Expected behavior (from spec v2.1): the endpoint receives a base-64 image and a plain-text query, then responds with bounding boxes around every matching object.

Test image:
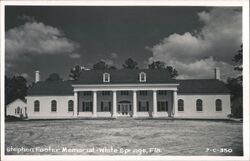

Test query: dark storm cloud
[5,6,241,82]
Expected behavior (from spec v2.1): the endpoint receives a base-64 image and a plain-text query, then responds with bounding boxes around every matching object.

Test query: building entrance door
[117,101,132,117]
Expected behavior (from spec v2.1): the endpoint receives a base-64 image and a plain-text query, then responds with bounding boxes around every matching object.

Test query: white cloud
[69,53,81,59]
[20,73,29,79]
[18,15,36,22]
[6,21,79,67]
[101,59,115,66]
[148,8,242,80]
[110,52,118,59]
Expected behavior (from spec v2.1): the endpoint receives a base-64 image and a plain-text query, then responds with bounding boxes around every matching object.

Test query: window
[68,100,74,112]
[196,99,203,111]
[139,72,146,82]
[82,101,93,112]
[216,99,222,111]
[34,100,40,112]
[158,90,167,95]
[157,101,168,111]
[138,101,149,111]
[102,91,111,96]
[103,73,110,82]
[17,107,21,114]
[121,91,129,96]
[101,101,111,112]
[139,90,148,96]
[178,99,184,111]
[51,100,57,112]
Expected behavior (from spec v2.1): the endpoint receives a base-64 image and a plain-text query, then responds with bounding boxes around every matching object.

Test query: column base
[132,115,137,118]
[152,113,158,118]
[112,115,117,119]
[92,114,97,118]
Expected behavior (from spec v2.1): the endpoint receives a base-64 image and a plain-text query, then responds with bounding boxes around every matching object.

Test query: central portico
[72,84,178,118]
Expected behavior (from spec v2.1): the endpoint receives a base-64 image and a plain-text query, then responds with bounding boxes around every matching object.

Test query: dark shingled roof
[177,79,230,94]
[75,69,177,84]
[27,70,230,96]
[27,80,74,96]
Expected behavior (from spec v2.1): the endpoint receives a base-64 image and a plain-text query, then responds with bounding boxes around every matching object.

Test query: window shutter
[146,101,149,111]
[157,102,160,111]
[109,102,111,111]
[90,101,93,111]
[101,102,103,111]
[166,101,168,111]
[139,101,141,111]
[82,102,85,111]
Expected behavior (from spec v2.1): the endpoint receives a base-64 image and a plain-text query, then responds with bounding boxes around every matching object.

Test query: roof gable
[6,98,26,107]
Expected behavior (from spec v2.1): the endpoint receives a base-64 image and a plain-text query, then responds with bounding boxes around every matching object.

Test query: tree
[5,76,27,116]
[166,66,178,78]
[226,44,243,118]
[46,73,63,81]
[148,61,178,78]
[232,44,243,84]
[226,78,243,118]
[69,65,82,80]
[148,61,165,69]
[233,44,243,71]
[123,58,138,69]
[93,60,117,70]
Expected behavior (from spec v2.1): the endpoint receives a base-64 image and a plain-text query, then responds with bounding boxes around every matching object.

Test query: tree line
[69,58,178,81]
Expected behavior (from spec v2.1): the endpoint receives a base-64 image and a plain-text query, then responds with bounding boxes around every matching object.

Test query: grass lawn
[5,119,243,156]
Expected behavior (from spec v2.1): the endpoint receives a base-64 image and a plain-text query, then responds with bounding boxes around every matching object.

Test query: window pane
[196,99,202,111]
[34,100,40,112]
[178,99,184,111]
[51,100,57,112]
[216,99,222,111]
[68,100,73,112]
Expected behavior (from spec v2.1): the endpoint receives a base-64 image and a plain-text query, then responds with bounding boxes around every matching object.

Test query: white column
[112,91,117,118]
[153,90,158,118]
[73,91,78,117]
[173,90,177,117]
[93,91,97,117]
[133,90,137,118]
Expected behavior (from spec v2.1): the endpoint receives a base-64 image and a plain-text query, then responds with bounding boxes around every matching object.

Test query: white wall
[26,95,74,119]
[25,93,231,119]
[175,94,231,119]
[6,99,27,117]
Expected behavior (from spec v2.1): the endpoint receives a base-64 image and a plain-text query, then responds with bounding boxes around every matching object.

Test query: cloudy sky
[5,6,242,83]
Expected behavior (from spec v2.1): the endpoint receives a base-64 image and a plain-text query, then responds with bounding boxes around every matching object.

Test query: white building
[7,68,231,119]
[6,98,27,118]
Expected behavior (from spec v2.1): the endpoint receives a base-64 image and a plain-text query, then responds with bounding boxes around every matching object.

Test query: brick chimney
[214,67,220,80]
[35,70,40,83]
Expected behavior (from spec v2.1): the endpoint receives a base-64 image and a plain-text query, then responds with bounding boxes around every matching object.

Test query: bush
[5,115,23,121]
